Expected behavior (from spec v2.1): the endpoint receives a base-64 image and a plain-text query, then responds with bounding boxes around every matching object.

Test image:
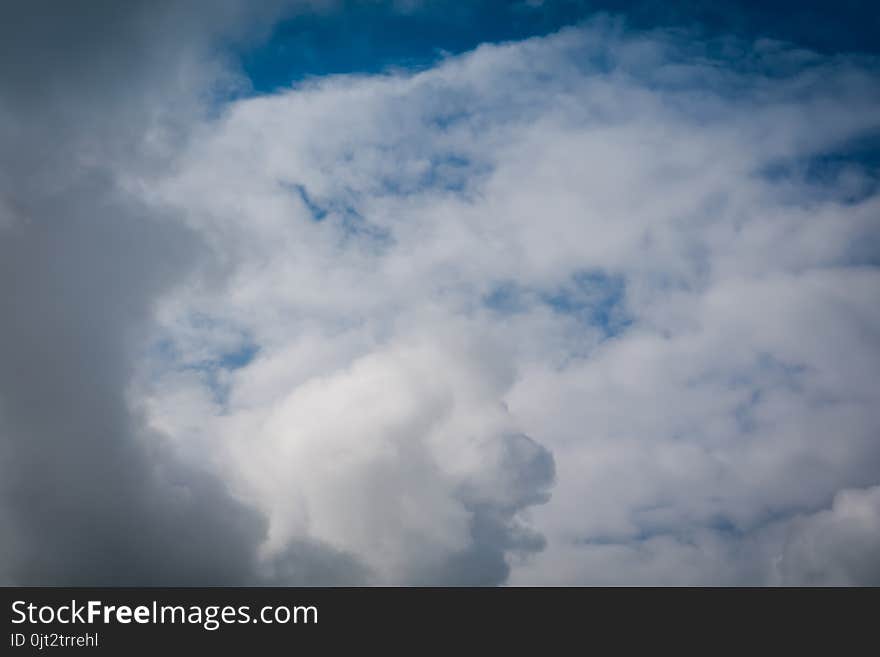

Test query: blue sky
[240,0,880,92]
[237,0,880,214]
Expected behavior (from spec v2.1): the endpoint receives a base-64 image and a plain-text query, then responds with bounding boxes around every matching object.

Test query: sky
[1,0,879,585]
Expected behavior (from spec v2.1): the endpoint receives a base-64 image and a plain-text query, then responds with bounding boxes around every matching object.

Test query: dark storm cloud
[0,0,307,585]
[0,176,267,584]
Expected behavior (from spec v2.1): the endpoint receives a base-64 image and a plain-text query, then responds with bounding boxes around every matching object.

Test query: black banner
[1,587,875,653]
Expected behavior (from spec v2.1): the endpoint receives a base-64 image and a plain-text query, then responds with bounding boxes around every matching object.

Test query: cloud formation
[0,0,310,585]
[2,4,879,585]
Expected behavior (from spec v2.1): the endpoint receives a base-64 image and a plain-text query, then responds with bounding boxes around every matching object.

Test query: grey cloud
[0,1,312,585]
[422,433,555,586]
[776,487,880,586]
[261,539,373,586]
[0,148,266,585]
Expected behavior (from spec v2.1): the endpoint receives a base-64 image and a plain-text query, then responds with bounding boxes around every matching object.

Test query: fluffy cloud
[129,21,880,584]
[3,4,879,585]
[776,486,880,585]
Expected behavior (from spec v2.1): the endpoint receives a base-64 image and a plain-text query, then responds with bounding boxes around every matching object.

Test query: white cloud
[132,21,880,584]
[776,485,880,585]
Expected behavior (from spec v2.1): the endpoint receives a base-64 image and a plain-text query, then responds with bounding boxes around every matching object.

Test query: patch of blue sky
[421,154,471,191]
[377,154,484,197]
[240,1,589,93]
[186,342,259,407]
[337,213,395,251]
[685,352,808,397]
[733,388,762,435]
[285,182,329,221]
[575,475,869,551]
[759,132,880,207]
[278,180,396,249]
[158,339,259,375]
[542,270,633,337]
[200,343,261,407]
[629,504,745,540]
[218,342,260,370]
[483,281,531,315]
[573,512,742,547]
[236,1,880,96]
[279,180,361,221]
[146,326,260,406]
[484,270,632,338]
